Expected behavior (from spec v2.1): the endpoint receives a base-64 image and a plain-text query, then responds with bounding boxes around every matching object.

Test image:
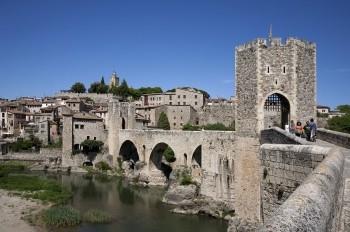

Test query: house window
[2,113,4,117]
[178,102,180,105]
[87,136,90,140]
[73,104,76,107]
[75,124,79,129]
[169,96,172,100]
[169,102,172,105]
[174,117,176,119]
[195,95,197,99]
[183,95,186,99]
[173,123,176,126]
[94,137,96,140]
[183,102,186,105]
[178,95,180,99]
[195,102,198,105]
[80,125,84,129]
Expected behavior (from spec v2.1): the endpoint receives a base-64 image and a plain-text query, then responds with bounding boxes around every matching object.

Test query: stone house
[63,112,107,152]
[139,87,205,110]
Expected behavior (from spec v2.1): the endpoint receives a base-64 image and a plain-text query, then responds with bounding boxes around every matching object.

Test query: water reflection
[46,173,227,232]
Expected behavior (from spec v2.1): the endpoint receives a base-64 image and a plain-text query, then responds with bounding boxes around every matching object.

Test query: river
[43,173,227,232]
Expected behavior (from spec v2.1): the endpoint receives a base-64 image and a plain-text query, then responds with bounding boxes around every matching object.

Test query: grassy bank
[0,175,72,204]
[0,162,72,204]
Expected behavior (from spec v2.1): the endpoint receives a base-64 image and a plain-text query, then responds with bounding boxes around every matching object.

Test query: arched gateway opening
[149,143,175,179]
[263,93,290,129]
[119,140,139,168]
[191,145,202,181]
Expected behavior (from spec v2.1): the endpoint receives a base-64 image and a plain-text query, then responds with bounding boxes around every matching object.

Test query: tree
[157,112,170,130]
[101,76,105,85]
[163,146,176,162]
[88,82,100,93]
[88,81,108,94]
[70,82,86,93]
[337,105,350,115]
[327,114,350,134]
[80,140,104,154]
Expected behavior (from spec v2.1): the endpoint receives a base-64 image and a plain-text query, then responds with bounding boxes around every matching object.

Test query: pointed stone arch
[263,92,290,129]
[149,142,174,179]
[119,140,139,163]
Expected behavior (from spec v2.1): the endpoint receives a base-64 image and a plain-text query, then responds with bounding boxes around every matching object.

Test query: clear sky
[0,0,349,108]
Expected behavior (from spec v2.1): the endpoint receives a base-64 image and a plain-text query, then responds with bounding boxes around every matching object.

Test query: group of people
[288,118,317,142]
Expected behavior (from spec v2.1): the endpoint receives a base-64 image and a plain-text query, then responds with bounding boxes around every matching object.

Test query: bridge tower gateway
[235,36,316,137]
[107,97,137,163]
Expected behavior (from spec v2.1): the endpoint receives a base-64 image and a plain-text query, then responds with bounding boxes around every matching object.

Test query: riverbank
[0,189,47,232]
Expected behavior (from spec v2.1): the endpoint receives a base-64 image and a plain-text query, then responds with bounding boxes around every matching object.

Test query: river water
[45,173,227,232]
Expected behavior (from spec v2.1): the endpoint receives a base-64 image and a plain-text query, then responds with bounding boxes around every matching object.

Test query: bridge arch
[149,142,175,179]
[119,140,139,164]
[191,145,202,181]
[262,92,291,129]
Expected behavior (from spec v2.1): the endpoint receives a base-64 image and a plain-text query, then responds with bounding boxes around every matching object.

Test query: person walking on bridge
[309,118,317,142]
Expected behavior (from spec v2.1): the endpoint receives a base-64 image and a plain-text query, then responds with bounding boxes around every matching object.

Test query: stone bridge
[110,128,261,219]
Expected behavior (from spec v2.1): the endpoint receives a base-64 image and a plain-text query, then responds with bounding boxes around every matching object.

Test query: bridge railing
[258,147,344,232]
[317,128,350,149]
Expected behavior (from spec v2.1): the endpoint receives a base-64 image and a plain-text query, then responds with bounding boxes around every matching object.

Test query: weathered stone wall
[0,148,61,162]
[260,127,311,145]
[198,104,235,127]
[235,38,316,136]
[260,144,330,219]
[317,128,350,149]
[235,41,259,137]
[259,147,344,232]
[118,129,236,203]
[55,92,113,103]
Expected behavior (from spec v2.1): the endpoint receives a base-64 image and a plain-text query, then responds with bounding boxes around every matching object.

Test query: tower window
[283,66,286,74]
[267,66,270,74]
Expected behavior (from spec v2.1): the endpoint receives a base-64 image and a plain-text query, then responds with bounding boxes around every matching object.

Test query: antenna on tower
[269,24,272,41]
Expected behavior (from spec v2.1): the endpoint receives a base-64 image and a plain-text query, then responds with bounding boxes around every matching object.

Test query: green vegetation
[326,104,350,134]
[10,135,42,152]
[337,104,350,114]
[182,122,235,131]
[95,161,112,171]
[176,169,195,185]
[0,161,27,177]
[88,77,109,94]
[42,137,62,149]
[182,123,201,131]
[80,140,104,153]
[163,146,176,163]
[70,82,86,93]
[83,209,112,224]
[317,112,329,118]
[42,206,81,227]
[157,112,170,130]
[327,114,350,134]
[0,174,72,204]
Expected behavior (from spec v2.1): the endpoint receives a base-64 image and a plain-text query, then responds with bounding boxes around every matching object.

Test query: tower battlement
[236,37,316,51]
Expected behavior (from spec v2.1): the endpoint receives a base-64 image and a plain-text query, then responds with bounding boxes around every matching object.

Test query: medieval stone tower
[235,36,316,137]
[108,97,136,160]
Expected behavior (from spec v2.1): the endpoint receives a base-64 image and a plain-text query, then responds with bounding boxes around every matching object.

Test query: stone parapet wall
[260,127,312,145]
[317,128,350,149]
[0,148,61,162]
[259,147,344,232]
[260,144,330,219]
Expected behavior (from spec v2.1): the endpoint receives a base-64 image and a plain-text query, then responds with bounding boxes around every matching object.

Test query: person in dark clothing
[304,121,311,141]
[309,118,317,142]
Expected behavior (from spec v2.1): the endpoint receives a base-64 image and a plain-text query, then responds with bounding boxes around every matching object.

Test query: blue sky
[0,0,349,108]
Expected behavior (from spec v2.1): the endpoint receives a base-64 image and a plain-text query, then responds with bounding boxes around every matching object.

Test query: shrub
[157,112,170,130]
[182,123,201,131]
[176,169,195,185]
[327,114,350,134]
[163,146,176,163]
[10,136,42,152]
[42,206,81,227]
[95,161,112,171]
[80,140,104,153]
[83,209,112,224]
